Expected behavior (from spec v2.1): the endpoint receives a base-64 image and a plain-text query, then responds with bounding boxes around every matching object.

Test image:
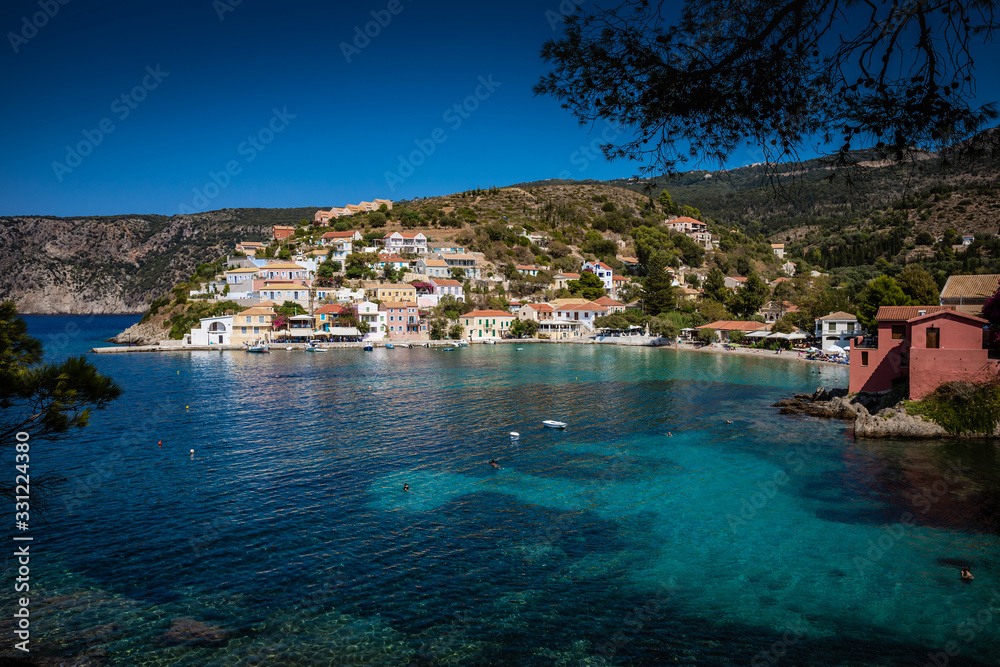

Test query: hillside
[0,208,315,313]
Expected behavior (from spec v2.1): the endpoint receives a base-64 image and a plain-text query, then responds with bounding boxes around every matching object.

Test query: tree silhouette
[537,0,998,178]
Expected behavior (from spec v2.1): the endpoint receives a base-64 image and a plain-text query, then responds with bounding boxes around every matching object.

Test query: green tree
[509,318,539,338]
[568,271,607,301]
[728,272,769,318]
[1,301,121,501]
[703,267,728,303]
[858,275,909,331]
[429,319,447,340]
[895,265,940,306]
[448,324,465,340]
[536,0,997,177]
[642,255,675,316]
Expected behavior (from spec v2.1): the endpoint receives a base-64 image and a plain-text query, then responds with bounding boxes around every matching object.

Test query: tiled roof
[818,311,857,321]
[940,274,1000,300]
[668,216,704,225]
[321,231,356,238]
[875,305,954,321]
[263,262,306,269]
[461,310,514,318]
[526,303,553,311]
[556,272,581,279]
[421,259,449,267]
[698,320,769,331]
[593,296,624,306]
[314,304,343,314]
[238,307,275,316]
[560,302,608,311]
[376,283,416,290]
[430,279,462,286]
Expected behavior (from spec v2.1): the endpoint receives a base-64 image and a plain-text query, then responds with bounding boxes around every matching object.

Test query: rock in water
[162,616,230,647]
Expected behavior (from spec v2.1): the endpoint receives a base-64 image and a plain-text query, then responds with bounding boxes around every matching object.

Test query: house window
[926,327,940,349]
[891,325,905,340]
[242,327,247,334]
[253,327,259,334]
[847,323,855,332]
[861,351,869,367]
[828,322,836,332]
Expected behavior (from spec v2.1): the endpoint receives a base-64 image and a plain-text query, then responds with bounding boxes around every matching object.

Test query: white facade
[383,232,428,254]
[581,261,614,290]
[417,258,450,278]
[357,301,387,340]
[190,316,233,346]
[815,312,861,350]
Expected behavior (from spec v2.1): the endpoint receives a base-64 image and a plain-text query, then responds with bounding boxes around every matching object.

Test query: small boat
[442,347,455,352]
[542,420,567,429]
[509,431,520,438]
[384,343,395,349]
[306,341,326,352]
[363,344,374,351]
[245,340,269,353]
[516,347,524,351]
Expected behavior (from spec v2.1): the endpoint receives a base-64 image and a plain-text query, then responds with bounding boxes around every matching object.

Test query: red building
[849,306,998,399]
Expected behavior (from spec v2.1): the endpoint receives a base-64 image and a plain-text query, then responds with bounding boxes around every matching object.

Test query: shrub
[906,382,1000,434]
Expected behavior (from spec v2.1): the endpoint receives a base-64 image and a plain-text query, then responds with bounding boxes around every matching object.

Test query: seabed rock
[162,616,231,647]
[853,405,950,438]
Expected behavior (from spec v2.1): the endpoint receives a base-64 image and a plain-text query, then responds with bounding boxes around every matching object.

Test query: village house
[849,306,999,399]
[272,226,295,241]
[686,231,718,250]
[224,268,259,294]
[581,261,614,290]
[593,296,626,314]
[939,274,999,316]
[260,261,309,280]
[373,283,418,303]
[416,257,450,278]
[610,275,631,300]
[515,265,541,277]
[188,315,233,346]
[380,302,424,339]
[428,278,464,301]
[551,302,609,331]
[815,311,861,351]
[618,256,640,274]
[724,276,747,290]
[436,252,481,279]
[676,287,702,302]
[235,241,266,256]
[518,303,554,322]
[760,300,799,324]
[356,301,386,340]
[553,272,581,291]
[320,230,362,246]
[256,281,311,309]
[313,304,343,333]
[664,216,708,234]
[232,306,276,344]
[383,231,428,254]
[781,261,797,276]
[459,309,516,340]
[375,254,411,272]
[771,244,785,259]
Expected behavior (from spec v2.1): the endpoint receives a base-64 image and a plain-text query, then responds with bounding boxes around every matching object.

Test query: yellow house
[374,283,417,303]
[459,309,515,340]
[232,306,276,344]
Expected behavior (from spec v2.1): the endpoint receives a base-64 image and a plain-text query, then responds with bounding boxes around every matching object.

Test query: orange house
[850,306,998,399]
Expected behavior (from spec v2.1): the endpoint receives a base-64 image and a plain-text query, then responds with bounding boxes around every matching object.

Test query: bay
[12,315,1000,665]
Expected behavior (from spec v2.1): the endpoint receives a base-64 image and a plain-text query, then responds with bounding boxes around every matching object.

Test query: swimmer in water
[489,459,500,469]
[961,566,974,581]
[403,483,410,493]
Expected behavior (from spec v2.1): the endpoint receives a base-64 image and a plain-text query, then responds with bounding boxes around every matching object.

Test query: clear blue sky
[1,0,997,217]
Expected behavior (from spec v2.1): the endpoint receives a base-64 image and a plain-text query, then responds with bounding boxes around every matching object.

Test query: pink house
[849,306,998,399]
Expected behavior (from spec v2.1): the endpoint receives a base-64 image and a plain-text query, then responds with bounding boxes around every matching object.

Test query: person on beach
[961,566,974,581]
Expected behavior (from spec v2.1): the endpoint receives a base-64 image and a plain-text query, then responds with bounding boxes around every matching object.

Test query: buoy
[177,370,180,374]
[158,440,162,447]
[510,432,519,438]
[189,449,195,455]
[185,406,189,410]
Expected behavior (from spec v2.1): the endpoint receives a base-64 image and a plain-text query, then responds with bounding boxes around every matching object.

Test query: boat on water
[306,341,326,352]
[384,343,395,349]
[542,420,567,429]
[442,347,455,352]
[245,340,270,353]
[363,344,374,351]
[516,347,524,351]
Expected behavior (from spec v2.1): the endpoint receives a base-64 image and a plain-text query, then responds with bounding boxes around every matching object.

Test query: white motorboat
[542,420,567,429]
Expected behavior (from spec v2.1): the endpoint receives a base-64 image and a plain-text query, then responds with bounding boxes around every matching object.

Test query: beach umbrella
[767,332,789,339]
[745,330,769,338]
[786,333,807,340]
[825,344,846,355]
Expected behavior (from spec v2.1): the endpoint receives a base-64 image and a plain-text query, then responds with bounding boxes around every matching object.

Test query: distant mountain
[0,208,315,313]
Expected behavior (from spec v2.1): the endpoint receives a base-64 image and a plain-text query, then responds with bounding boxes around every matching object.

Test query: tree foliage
[857,274,909,330]
[642,254,675,316]
[536,0,999,177]
[568,271,607,300]
[1,301,122,501]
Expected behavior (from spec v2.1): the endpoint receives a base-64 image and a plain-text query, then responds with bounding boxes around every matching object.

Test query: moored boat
[245,340,270,353]
[384,343,395,349]
[542,420,567,429]
[363,344,374,351]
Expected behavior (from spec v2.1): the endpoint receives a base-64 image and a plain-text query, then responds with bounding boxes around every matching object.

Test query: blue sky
[1,0,998,217]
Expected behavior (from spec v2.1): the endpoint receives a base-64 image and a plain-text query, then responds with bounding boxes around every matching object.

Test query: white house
[551,302,609,332]
[815,311,861,350]
[383,232,428,254]
[771,244,785,259]
[724,276,747,290]
[189,316,233,346]
[515,265,540,277]
[356,301,387,341]
[320,230,362,246]
[259,262,309,280]
[438,252,481,279]
[224,268,259,294]
[581,261,614,291]
[417,257,450,278]
[429,278,464,301]
[664,216,707,234]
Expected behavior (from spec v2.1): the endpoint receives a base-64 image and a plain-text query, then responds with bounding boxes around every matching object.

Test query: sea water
[9,316,1000,665]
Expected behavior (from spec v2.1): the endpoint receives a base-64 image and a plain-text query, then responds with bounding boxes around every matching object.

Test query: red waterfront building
[849,305,998,399]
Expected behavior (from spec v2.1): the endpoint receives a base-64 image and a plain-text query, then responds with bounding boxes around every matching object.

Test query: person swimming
[489,459,500,469]
[961,566,974,581]
[726,419,733,424]
[403,483,410,493]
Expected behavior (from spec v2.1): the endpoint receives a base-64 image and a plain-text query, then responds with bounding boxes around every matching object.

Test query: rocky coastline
[775,387,1000,439]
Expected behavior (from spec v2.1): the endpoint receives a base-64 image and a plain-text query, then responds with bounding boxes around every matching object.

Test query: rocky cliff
[0,207,316,314]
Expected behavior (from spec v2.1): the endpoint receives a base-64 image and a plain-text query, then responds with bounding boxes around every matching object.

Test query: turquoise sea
[8,315,1000,666]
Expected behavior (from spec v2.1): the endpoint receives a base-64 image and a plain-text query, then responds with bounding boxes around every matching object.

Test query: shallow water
[11,316,1000,665]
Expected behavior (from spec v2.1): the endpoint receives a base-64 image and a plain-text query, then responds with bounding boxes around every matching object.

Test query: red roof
[462,310,513,318]
[875,306,954,321]
[431,279,462,286]
[593,296,624,306]
[321,231,356,239]
[314,304,343,315]
[698,320,769,331]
